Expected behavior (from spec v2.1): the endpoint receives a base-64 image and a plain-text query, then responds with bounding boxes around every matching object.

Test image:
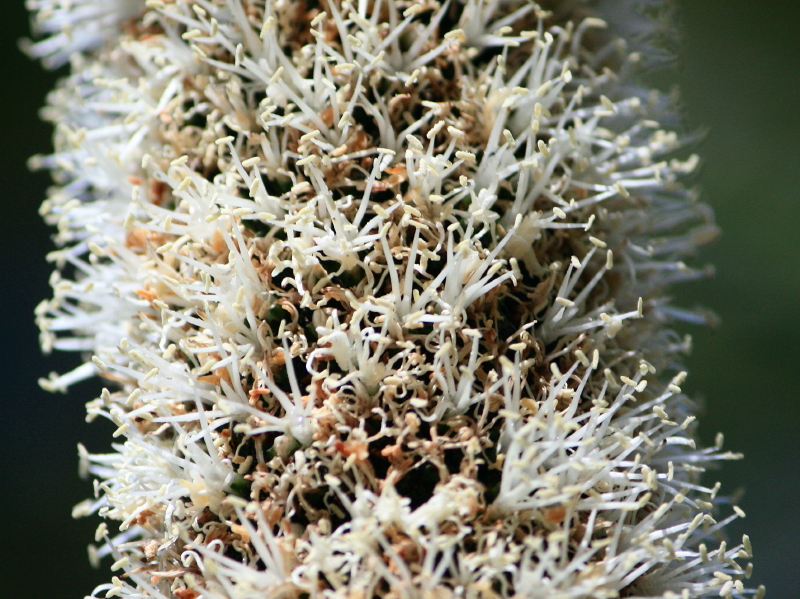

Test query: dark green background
[1,1,797,597]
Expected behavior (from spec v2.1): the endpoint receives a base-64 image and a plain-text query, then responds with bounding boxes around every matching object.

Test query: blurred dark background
[1,1,797,597]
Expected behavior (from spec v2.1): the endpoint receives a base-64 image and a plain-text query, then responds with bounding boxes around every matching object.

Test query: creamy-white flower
[28,1,763,598]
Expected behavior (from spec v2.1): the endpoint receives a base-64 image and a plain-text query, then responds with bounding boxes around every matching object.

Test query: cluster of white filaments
[30,0,763,598]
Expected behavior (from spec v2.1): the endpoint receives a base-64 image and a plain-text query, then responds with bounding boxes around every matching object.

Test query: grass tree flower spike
[29,0,764,598]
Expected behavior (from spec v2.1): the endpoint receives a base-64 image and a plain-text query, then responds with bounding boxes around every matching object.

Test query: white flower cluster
[30,1,763,598]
